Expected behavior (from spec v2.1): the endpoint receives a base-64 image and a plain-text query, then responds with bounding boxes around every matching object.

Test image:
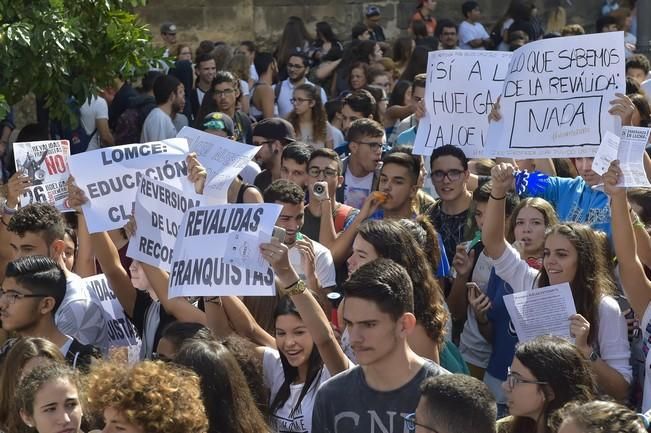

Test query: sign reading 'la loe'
[414,50,512,158]
[485,32,626,158]
[168,203,282,298]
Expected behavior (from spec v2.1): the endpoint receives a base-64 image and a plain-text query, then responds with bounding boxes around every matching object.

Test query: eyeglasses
[431,169,464,182]
[0,288,50,305]
[505,367,548,390]
[354,140,385,151]
[308,167,338,178]
[214,89,235,97]
[290,97,312,104]
[253,139,275,147]
[402,413,438,433]
[287,63,305,69]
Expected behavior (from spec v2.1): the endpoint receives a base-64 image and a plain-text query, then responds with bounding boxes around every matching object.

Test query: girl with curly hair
[552,400,647,433]
[85,360,208,433]
[17,363,83,433]
[286,83,333,149]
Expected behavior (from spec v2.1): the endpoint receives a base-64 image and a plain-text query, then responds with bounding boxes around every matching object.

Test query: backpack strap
[274,82,282,104]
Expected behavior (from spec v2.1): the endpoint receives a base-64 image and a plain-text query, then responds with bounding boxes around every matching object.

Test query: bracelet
[2,202,17,216]
[489,192,506,201]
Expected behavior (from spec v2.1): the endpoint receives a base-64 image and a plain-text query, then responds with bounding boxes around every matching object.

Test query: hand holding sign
[186,152,207,195]
[569,313,591,356]
[295,238,318,286]
[608,93,636,126]
[602,160,627,199]
[260,238,300,289]
[66,176,88,211]
[6,172,31,208]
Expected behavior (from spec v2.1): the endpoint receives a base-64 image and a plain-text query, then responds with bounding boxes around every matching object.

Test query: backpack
[50,99,97,154]
[333,204,356,233]
[113,107,146,146]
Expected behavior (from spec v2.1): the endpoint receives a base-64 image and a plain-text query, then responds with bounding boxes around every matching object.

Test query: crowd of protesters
[1,0,651,432]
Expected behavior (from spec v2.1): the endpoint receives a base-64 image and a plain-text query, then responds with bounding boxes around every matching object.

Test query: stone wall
[137,0,603,50]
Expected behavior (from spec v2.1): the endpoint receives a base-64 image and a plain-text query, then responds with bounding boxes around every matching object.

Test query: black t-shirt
[254,169,273,194]
[129,290,175,352]
[426,201,470,266]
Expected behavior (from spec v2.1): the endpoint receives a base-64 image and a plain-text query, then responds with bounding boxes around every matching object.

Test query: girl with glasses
[287,83,334,149]
[497,336,596,433]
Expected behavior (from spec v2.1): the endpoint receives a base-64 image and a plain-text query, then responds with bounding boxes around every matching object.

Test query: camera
[312,182,328,199]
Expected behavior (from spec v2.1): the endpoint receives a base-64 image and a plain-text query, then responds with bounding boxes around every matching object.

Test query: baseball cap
[253,118,296,144]
[201,112,234,136]
[365,5,381,17]
[160,22,177,34]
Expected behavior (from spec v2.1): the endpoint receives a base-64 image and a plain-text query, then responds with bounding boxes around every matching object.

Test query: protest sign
[503,282,577,342]
[83,274,141,350]
[592,126,651,187]
[127,176,203,271]
[13,140,72,211]
[177,126,261,203]
[486,32,626,158]
[414,50,511,158]
[168,203,282,298]
[68,138,195,233]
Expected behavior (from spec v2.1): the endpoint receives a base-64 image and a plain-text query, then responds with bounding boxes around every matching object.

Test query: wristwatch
[0,198,16,216]
[281,279,306,297]
[588,350,600,362]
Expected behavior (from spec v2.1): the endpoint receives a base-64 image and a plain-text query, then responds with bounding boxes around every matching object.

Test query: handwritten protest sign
[592,126,651,187]
[504,282,577,342]
[177,126,261,203]
[486,32,626,158]
[168,203,282,298]
[83,274,141,350]
[414,50,511,158]
[68,138,194,233]
[127,176,203,271]
[14,140,72,211]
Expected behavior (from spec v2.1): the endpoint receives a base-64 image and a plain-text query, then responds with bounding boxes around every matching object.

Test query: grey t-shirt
[311,361,448,433]
[140,107,177,142]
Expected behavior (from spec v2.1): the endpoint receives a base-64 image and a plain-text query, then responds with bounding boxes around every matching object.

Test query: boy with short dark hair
[311,258,448,433]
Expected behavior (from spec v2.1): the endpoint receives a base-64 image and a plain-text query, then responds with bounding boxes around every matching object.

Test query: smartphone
[272,226,286,243]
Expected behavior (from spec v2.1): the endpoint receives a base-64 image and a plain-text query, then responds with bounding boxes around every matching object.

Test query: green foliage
[0,0,166,124]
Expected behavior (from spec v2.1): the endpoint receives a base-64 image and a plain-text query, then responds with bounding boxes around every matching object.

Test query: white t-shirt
[141,107,177,142]
[250,64,259,82]
[288,238,336,288]
[459,250,494,368]
[493,243,632,383]
[80,96,108,151]
[275,79,328,118]
[459,21,489,50]
[55,274,109,354]
[343,169,374,209]
[264,348,342,433]
[329,123,345,148]
[240,79,251,97]
[196,88,207,107]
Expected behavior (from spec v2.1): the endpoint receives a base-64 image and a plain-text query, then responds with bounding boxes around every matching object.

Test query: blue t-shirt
[532,176,611,238]
[396,126,417,146]
[485,269,519,381]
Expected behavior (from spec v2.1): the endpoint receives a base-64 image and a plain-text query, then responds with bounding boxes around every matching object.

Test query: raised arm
[481,163,513,259]
[260,238,349,375]
[140,263,207,326]
[73,212,96,277]
[219,296,276,347]
[604,161,651,316]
